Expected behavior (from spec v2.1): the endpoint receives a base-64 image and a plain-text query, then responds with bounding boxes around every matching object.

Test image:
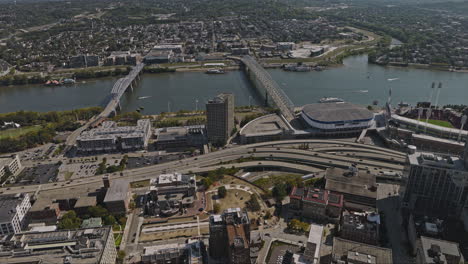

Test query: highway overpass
[0,139,406,195]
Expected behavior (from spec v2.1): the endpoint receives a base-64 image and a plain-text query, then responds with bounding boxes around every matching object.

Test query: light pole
[424,108,432,135]
[433,82,442,110]
[416,107,423,133]
[458,115,467,143]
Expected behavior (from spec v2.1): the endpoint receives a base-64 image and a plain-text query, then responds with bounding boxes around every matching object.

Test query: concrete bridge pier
[110,109,117,118]
[116,100,121,112]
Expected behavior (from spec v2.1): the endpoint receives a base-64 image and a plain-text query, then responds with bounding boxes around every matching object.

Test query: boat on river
[319,97,345,103]
[205,68,225,74]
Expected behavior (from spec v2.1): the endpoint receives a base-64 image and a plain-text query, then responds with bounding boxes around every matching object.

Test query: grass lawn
[63,171,74,181]
[253,173,302,189]
[114,233,122,247]
[425,119,454,128]
[0,126,41,139]
[213,189,251,213]
[160,115,206,122]
[130,179,150,188]
[139,226,209,242]
[217,175,266,195]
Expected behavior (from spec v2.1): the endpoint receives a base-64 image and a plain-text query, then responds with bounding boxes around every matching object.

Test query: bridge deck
[240,56,295,121]
[66,63,145,146]
[100,63,145,118]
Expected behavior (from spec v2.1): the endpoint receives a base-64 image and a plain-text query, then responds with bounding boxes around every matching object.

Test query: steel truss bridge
[237,55,295,121]
[100,63,145,118]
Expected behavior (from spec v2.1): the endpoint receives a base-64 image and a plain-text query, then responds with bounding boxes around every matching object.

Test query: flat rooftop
[0,193,27,223]
[307,224,324,262]
[158,173,183,184]
[408,151,467,171]
[325,167,377,199]
[420,236,464,264]
[31,183,101,213]
[342,211,380,232]
[0,155,16,168]
[78,119,150,141]
[240,114,293,137]
[143,243,184,255]
[104,179,129,203]
[0,227,113,264]
[153,44,183,49]
[302,103,374,123]
[332,237,392,264]
[207,93,233,104]
[227,224,249,249]
[150,173,194,186]
[290,187,343,207]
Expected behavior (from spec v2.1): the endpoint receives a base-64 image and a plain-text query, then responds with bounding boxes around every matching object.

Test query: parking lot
[14,163,59,185]
[57,162,99,181]
[267,242,301,264]
[19,144,56,161]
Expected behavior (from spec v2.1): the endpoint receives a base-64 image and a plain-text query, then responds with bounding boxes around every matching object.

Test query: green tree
[272,184,288,202]
[213,203,221,214]
[247,194,261,212]
[119,216,127,225]
[201,177,213,189]
[287,219,310,233]
[103,215,117,226]
[88,206,108,218]
[218,186,227,198]
[129,200,136,210]
[95,158,107,175]
[58,210,81,229]
[117,250,126,264]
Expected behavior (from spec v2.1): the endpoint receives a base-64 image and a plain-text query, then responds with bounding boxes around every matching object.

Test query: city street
[377,183,414,264]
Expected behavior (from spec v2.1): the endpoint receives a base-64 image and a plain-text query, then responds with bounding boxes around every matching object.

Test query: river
[1,55,467,114]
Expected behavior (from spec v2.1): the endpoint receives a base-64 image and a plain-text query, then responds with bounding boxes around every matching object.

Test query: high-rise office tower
[209,208,250,264]
[206,93,234,146]
[404,150,468,217]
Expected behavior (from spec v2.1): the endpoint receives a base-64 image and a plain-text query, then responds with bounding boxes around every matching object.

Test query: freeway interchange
[0,139,406,195]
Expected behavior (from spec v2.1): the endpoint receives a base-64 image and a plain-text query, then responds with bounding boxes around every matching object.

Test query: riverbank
[3,54,468,114]
[0,66,131,87]
[0,107,102,154]
[384,62,468,73]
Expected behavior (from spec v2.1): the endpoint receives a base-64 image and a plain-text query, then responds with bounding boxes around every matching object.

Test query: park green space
[0,126,41,139]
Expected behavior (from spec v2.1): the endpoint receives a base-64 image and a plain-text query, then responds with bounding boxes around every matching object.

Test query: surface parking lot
[14,163,59,185]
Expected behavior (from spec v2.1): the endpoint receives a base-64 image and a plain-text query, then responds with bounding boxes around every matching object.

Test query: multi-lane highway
[0,139,406,195]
